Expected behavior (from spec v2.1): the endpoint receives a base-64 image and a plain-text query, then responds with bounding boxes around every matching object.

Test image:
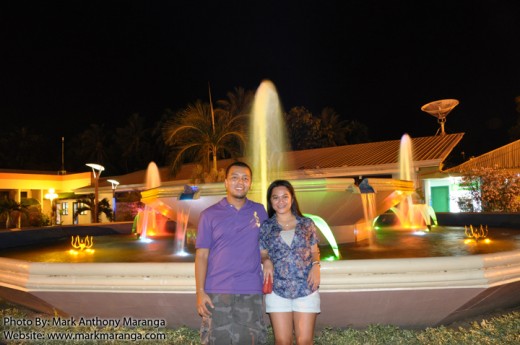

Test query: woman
[260,180,321,345]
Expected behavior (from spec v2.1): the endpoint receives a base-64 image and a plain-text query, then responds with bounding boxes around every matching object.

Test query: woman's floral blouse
[260,215,319,299]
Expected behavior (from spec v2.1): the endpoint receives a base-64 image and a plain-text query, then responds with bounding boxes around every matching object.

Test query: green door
[431,186,450,212]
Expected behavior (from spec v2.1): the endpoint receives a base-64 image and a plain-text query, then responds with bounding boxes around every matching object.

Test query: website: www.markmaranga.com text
[3,330,167,342]
[2,316,169,342]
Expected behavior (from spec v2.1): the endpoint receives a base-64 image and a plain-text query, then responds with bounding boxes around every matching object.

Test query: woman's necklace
[277,216,294,229]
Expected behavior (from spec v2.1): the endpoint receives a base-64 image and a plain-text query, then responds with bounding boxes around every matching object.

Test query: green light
[304,213,340,259]
[323,256,337,262]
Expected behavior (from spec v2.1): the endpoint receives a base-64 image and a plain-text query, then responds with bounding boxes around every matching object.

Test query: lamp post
[45,188,58,225]
[86,163,105,223]
[107,179,119,222]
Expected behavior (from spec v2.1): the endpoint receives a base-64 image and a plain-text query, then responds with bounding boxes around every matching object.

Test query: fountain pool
[2,226,519,263]
[1,224,519,329]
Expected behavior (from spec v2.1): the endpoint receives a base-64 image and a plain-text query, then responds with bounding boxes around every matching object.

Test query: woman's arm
[307,243,321,289]
[261,249,273,283]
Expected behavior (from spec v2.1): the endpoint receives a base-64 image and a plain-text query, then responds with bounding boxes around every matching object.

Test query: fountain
[248,80,288,206]
[135,162,171,240]
[385,134,438,230]
[139,82,415,247]
[1,81,519,330]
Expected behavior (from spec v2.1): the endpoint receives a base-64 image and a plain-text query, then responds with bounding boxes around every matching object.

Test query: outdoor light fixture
[45,188,58,225]
[86,163,105,223]
[464,224,489,243]
[107,179,120,221]
[86,163,105,177]
[69,235,95,255]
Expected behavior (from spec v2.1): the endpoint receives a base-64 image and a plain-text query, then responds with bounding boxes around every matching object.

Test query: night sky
[1,0,519,162]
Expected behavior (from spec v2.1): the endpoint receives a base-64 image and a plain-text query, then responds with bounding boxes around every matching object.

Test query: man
[195,161,268,344]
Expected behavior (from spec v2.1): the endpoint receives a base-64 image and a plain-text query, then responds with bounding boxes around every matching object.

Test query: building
[0,170,91,226]
[0,133,466,226]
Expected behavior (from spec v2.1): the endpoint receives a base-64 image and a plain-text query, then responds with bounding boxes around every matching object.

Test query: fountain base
[1,250,520,329]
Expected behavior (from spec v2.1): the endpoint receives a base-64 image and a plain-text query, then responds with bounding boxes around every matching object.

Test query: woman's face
[270,186,293,215]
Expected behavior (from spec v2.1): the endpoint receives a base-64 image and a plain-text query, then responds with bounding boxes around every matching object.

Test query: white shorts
[265,291,320,313]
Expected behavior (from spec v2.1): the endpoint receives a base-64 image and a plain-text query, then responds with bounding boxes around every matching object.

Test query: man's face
[225,166,252,199]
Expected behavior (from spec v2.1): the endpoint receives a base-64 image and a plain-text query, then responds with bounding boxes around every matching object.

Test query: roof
[96,133,464,191]
[446,139,520,173]
[285,133,464,171]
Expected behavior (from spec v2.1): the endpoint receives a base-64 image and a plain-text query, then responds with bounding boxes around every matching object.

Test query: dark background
[1,0,519,168]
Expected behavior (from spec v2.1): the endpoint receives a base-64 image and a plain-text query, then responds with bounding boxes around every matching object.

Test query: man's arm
[195,248,214,317]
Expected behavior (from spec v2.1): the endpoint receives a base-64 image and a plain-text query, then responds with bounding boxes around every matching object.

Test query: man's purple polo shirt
[196,197,268,294]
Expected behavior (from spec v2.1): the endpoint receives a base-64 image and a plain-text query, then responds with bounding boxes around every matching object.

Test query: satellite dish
[421,99,459,136]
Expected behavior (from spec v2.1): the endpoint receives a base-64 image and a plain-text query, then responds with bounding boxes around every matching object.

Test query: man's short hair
[225,161,252,178]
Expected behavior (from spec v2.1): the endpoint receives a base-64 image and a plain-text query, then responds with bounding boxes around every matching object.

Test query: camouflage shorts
[200,293,267,345]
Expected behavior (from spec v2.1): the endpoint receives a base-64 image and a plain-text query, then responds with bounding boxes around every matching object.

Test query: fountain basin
[141,177,415,244]
[1,249,520,329]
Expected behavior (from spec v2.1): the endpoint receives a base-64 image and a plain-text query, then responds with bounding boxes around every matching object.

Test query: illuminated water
[325,226,520,260]
[248,80,289,206]
[1,235,194,263]
[2,226,518,263]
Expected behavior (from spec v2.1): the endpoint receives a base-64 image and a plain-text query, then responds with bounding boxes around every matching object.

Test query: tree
[74,195,114,223]
[318,107,370,146]
[0,126,49,170]
[162,100,247,178]
[318,107,350,146]
[343,119,370,144]
[0,198,28,229]
[72,124,113,172]
[216,86,255,118]
[284,106,322,150]
[113,113,153,173]
[457,166,520,212]
[508,96,520,141]
[150,110,171,167]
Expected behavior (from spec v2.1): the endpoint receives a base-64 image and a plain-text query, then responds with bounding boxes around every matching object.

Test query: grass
[1,301,519,344]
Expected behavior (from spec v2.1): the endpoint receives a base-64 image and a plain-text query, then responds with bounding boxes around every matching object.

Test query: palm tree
[216,86,255,118]
[0,198,28,229]
[319,107,370,146]
[114,113,152,173]
[73,124,112,171]
[74,195,113,223]
[284,106,322,150]
[150,110,171,167]
[162,100,247,177]
[318,107,350,146]
[0,126,48,170]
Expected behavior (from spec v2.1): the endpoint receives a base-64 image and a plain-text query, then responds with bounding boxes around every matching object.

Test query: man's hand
[197,291,214,317]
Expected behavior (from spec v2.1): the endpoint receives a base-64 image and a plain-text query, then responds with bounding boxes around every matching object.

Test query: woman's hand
[261,249,274,284]
[262,258,274,283]
[307,263,320,290]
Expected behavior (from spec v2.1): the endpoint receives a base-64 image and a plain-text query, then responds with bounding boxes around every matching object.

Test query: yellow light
[464,225,488,242]
[68,249,95,255]
[45,188,58,201]
[71,235,94,250]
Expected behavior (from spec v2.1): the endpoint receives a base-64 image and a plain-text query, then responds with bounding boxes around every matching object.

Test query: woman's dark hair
[266,180,303,218]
